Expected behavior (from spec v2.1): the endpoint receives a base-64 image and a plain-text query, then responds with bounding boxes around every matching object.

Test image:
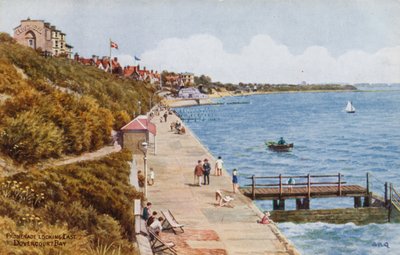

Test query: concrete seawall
[135,113,300,254]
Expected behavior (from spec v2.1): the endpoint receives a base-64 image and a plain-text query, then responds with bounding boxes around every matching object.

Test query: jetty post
[251,175,256,200]
[388,183,393,222]
[385,182,388,207]
[363,172,371,207]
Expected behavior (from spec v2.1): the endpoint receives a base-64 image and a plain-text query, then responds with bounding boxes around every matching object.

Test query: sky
[1,0,399,84]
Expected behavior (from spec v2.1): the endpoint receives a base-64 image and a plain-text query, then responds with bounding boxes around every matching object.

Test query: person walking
[194,160,204,186]
[203,158,211,185]
[163,111,168,122]
[215,156,224,176]
[232,168,239,193]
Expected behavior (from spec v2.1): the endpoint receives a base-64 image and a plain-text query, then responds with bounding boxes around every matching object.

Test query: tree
[194,74,212,85]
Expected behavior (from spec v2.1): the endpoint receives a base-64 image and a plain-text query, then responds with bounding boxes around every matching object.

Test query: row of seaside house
[73,54,161,84]
[73,53,197,88]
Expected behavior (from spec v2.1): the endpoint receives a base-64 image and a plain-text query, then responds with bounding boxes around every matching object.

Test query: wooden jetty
[240,173,372,210]
[239,173,400,224]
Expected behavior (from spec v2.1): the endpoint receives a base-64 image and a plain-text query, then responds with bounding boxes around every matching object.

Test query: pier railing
[246,173,348,200]
[388,183,400,222]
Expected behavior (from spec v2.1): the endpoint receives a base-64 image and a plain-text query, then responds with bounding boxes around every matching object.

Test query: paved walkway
[135,114,299,255]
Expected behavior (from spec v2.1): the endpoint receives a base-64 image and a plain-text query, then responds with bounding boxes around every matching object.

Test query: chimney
[151,70,153,74]
[92,55,98,62]
[137,64,140,71]
[74,53,79,61]
[114,57,118,61]
[143,66,146,71]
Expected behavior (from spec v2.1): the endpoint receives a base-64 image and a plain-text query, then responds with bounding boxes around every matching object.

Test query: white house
[178,87,208,99]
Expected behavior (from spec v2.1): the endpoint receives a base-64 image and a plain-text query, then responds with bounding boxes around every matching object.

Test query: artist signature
[372,241,389,248]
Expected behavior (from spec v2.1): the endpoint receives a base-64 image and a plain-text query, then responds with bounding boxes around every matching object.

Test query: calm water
[174,89,400,255]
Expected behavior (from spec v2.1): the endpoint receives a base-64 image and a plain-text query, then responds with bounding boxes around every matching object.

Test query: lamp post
[140,141,148,198]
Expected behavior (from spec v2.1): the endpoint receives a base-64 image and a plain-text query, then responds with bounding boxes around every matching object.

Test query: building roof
[121,115,156,135]
[123,66,138,77]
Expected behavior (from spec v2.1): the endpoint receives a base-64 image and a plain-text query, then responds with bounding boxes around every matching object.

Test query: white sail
[345,101,355,113]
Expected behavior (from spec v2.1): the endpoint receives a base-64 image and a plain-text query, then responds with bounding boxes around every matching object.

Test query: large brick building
[13,18,73,57]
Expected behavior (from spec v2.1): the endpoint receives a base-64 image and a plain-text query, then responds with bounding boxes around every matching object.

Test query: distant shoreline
[165,88,358,108]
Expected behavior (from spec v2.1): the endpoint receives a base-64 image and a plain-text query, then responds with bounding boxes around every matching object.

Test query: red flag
[110,41,118,49]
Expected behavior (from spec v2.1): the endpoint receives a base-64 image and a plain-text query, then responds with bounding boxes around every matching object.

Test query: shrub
[0,111,64,163]
[0,150,140,254]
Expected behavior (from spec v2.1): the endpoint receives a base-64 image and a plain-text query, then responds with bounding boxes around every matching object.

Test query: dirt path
[40,144,122,169]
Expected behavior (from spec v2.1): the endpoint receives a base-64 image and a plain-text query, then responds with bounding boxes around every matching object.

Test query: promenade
[135,113,299,255]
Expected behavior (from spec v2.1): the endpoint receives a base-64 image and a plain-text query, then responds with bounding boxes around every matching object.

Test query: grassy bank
[0,149,141,254]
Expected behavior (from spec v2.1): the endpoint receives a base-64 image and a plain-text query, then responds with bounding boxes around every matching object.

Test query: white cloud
[138,34,400,84]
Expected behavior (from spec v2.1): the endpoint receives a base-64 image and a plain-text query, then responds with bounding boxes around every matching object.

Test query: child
[288,177,295,193]
[215,156,224,176]
[232,168,239,193]
[148,168,155,186]
[257,211,272,224]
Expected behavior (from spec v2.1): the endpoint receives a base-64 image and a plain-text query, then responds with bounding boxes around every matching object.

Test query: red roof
[121,115,156,135]
[123,66,138,77]
[79,58,93,65]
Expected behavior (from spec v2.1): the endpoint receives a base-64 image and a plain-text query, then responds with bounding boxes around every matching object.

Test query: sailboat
[345,101,355,113]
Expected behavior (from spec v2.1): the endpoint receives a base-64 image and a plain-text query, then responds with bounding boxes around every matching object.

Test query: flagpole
[109,38,112,73]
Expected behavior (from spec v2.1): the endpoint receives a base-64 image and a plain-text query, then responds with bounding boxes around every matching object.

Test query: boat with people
[345,101,356,113]
[266,137,293,152]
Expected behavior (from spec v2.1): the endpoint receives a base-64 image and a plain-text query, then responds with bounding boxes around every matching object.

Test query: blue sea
[174,87,400,255]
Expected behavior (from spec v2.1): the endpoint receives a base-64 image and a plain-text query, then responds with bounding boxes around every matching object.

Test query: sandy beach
[134,113,299,254]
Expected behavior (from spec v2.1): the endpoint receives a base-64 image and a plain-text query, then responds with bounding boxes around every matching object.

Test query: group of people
[170,121,186,134]
[142,202,164,235]
[193,156,239,193]
[193,158,212,186]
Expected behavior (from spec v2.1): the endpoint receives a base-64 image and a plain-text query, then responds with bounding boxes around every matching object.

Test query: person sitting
[138,170,145,188]
[142,202,152,221]
[149,216,164,236]
[147,211,158,226]
[257,211,272,224]
[179,126,186,135]
[215,190,234,207]
[277,137,286,145]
